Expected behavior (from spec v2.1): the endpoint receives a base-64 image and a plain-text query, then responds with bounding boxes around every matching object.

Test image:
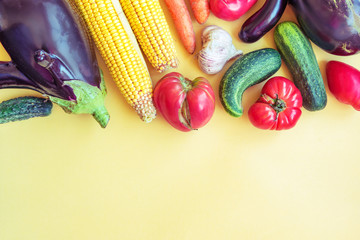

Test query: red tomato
[209,0,258,21]
[153,72,215,132]
[248,76,303,130]
[326,61,360,110]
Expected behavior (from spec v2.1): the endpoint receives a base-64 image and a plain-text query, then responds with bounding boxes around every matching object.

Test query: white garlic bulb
[197,25,243,75]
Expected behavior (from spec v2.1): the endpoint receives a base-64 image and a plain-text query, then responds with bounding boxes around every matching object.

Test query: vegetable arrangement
[0,0,359,132]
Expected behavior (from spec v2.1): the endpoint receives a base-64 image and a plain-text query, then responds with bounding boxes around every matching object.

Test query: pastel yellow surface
[1,1,360,239]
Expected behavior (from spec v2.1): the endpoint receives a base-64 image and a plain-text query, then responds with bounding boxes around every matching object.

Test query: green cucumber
[274,21,327,111]
[0,96,53,124]
[219,48,281,117]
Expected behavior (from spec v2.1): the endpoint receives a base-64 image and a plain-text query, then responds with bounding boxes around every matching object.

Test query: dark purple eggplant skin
[239,0,288,43]
[0,0,100,98]
[0,0,109,127]
[289,0,360,56]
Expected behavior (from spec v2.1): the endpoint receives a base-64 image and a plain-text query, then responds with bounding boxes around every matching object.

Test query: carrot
[189,0,210,24]
[163,0,196,54]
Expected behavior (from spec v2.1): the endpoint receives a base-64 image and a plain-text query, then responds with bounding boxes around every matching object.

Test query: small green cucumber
[219,48,282,117]
[0,96,53,124]
[274,21,327,111]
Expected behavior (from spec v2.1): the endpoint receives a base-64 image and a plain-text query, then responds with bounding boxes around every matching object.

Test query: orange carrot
[189,0,210,24]
[163,0,196,54]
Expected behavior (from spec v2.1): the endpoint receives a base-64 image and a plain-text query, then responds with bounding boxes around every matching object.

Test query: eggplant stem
[92,105,110,128]
[34,50,75,86]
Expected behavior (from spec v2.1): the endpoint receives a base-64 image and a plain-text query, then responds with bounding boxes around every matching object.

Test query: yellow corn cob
[72,0,156,122]
[119,0,178,72]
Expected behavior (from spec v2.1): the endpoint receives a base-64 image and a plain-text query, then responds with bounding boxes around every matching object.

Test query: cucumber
[274,21,327,111]
[0,96,53,124]
[219,48,281,117]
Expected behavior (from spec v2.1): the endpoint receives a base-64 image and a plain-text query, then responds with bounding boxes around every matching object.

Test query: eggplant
[239,0,288,43]
[0,0,110,127]
[289,0,360,56]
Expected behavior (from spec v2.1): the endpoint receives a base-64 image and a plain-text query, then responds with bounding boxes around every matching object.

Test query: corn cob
[119,0,178,72]
[72,0,156,122]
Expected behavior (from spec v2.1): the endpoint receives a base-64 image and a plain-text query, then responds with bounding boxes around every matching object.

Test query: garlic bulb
[197,25,243,75]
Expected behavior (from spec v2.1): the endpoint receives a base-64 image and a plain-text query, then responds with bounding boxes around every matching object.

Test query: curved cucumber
[0,96,52,124]
[219,48,281,117]
[274,21,327,111]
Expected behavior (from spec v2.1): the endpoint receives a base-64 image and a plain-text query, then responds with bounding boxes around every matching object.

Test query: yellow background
[1,1,360,239]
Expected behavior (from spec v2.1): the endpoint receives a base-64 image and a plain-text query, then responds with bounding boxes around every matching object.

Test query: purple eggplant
[289,0,360,56]
[239,0,288,43]
[0,0,110,127]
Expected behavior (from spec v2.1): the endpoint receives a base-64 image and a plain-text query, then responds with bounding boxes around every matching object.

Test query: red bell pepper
[326,61,360,110]
[153,72,215,132]
[248,76,303,130]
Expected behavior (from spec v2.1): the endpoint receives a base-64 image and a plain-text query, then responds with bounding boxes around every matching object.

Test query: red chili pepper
[248,76,303,130]
[153,72,215,132]
[326,61,360,110]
